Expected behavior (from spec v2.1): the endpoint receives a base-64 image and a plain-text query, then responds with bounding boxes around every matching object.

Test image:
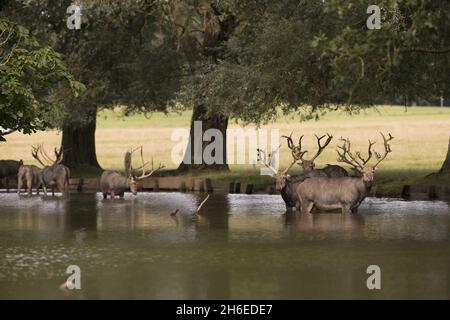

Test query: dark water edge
[0,192,449,299]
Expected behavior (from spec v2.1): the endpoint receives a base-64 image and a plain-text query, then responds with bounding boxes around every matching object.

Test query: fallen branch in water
[196,194,210,214]
[169,194,211,218]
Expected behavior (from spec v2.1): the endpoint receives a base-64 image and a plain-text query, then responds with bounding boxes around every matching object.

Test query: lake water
[0,192,449,299]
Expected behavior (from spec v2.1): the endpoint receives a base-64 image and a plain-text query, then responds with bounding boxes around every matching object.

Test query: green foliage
[0,17,84,141]
[3,0,184,126]
[175,0,449,123]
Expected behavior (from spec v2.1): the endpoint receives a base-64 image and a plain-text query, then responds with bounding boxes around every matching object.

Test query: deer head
[337,133,394,182]
[283,133,333,173]
[31,144,63,167]
[125,146,165,193]
[257,146,297,191]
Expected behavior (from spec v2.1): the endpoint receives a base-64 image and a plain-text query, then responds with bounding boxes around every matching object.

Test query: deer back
[100,171,129,193]
[41,164,69,184]
[296,176,367,206]
[0,160,23,177]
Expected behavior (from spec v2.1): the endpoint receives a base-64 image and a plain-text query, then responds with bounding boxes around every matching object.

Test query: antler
[373,132,394,168]
[31,145,47,167]
[31,144,63,166]
[310,133,333,162]
[356,140,376,165]
[130,146,165,180]
[54,147,63,164]
[282,133,307,173]
[256,148,278,175]
[336,138,364,169]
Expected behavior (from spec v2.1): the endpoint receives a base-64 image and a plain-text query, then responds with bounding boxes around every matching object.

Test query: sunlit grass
[2,105,449,194]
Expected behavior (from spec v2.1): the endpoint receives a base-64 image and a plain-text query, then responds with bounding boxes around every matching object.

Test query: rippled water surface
[0,192,449,299]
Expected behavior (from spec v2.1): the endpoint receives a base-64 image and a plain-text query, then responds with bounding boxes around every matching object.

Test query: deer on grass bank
[100,146,165,199]
[296,133,394,215]
[31,144,70,196]
[283,133,348,178]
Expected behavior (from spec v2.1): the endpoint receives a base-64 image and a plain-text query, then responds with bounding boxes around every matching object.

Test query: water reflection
[284,211,365,233]
[0,192,450,299]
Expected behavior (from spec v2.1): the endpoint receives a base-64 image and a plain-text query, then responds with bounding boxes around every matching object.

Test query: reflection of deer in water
[31,144,70,196]
[296,133,394,214]
[100,146,165,199]
[284,211,365,233]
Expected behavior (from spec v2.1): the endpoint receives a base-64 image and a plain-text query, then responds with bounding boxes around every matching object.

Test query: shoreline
[3,175,450,201]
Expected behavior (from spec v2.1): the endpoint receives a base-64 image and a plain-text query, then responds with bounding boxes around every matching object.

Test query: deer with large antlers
[283,133,348,178]
[295,133,394,214]
[100,146,165,199]
[256,147,306,211]
[31,144,70,196]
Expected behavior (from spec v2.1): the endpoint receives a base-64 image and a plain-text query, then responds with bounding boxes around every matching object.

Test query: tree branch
[401,47,450,54]
[0,129,16,136]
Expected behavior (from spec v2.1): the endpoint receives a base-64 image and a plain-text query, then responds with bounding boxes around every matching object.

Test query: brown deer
[31,144,70,196]
[257,147,306,211]
[296,133,394,215]
[17,164,43,195]
[283,133,348,178]
[0,159,23,192]
[100,146,165,199]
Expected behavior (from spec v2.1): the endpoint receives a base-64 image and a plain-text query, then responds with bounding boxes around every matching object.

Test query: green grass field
[2,105,450,195]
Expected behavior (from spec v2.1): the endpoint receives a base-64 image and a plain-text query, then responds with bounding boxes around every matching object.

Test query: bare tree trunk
[439,139,450,172]
[177,104,229,172]
[61,108,101,172]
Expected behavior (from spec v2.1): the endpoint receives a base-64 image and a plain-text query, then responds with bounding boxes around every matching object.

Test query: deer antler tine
[372,132,394,168]
[310,133,333,162]
[256,148,278,174]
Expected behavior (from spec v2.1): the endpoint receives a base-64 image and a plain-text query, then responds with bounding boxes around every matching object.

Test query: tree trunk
[61,108,101,172]
[177,104,229,172]
[439,139,450,172]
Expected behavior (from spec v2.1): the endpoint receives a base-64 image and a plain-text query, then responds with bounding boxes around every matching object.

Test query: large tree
[0,17,82,141]
[3,0,182,172]
[169,0,448,170]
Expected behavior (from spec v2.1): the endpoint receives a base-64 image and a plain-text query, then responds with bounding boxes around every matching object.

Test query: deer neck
[360,177,373,191]
[124,177,131,188]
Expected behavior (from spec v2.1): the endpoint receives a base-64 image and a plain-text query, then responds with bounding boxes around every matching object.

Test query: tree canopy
[175,0,449,123]
[0,17,83,141]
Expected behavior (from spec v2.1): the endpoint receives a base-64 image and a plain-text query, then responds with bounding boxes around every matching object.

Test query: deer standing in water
[17,164,43,195]
[296,133,394,214]
[256,147,305,211]
[100,146,165,199]
[283,133,348,178]
[31,144,70,196]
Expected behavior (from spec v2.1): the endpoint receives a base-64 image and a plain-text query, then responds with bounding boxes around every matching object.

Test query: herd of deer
[257,132,394,214]
[0,144,164,198]
[0,133,393,215]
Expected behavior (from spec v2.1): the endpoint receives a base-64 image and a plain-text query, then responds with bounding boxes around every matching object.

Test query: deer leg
[27,178,32,196]
[110,191,115,199]
[341,203,352,215]
[5,177,9,193]
[301,201,314,214]
[17,177,22,195]
[103,192,107,200]
[43,185,48,196]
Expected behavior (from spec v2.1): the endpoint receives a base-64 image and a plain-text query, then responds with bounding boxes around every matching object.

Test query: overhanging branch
[401,47,450,54]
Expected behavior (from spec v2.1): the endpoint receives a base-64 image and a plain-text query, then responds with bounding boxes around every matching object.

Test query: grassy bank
[2,105,450,196]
